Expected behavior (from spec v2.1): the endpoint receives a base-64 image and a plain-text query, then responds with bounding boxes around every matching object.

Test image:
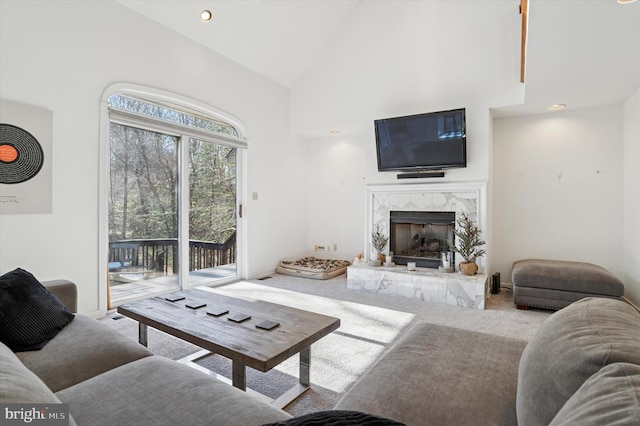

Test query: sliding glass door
[106,92,242,308]
[186,139,238,284]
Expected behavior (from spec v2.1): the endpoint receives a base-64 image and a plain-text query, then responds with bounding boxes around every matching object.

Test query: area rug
[102,281,415,415]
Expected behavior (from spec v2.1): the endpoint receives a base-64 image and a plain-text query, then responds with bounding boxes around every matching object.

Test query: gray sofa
[3,279,639,426]
[336,296,640,425]
[1,280,292,426]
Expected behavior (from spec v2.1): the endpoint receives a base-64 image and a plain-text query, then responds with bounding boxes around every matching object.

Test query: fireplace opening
[390,211,455,269]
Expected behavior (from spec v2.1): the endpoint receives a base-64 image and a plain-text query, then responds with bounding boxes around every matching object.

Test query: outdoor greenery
[187,139,237,243]
[108,94,237,245]
[109,123,178,241]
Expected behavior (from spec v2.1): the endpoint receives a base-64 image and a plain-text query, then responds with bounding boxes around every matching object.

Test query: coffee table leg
[138,323,148,347]
[232,360,246,391]
[270,346,312,409]
[299,347,310,387]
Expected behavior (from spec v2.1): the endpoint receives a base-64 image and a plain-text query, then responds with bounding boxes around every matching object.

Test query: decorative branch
[371,224,388,253]
[453,212,486,263]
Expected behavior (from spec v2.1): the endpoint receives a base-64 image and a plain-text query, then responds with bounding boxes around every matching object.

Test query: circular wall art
[0,123,45,184]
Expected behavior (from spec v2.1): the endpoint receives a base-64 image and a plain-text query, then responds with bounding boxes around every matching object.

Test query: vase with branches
[453,212,486,275]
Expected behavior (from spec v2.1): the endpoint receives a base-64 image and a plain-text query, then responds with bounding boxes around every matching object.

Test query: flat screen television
[375,108,466,172]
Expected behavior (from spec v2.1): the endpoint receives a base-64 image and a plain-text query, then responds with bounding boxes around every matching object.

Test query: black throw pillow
[0,268,74,351]
[262,410,406,426]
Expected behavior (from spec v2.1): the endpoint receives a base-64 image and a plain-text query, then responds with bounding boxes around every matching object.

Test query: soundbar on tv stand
[397,170,445,179]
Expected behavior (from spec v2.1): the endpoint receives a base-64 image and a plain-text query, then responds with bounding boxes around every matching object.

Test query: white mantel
[364,181,487,273]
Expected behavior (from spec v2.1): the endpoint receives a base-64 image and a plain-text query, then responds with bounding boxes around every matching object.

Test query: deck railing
[108,232,236,275]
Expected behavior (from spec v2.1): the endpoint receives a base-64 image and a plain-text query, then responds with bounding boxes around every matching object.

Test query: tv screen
[375,108,466,172]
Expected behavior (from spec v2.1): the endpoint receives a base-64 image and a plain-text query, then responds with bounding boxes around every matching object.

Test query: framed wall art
[0,99,53,214]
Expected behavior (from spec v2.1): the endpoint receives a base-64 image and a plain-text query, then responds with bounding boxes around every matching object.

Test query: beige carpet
[198,282,414,391]
[250,273,551,341]
[103,273,551,416]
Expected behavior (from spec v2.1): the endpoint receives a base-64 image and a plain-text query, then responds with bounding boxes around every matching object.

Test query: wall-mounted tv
[375,108,466,172]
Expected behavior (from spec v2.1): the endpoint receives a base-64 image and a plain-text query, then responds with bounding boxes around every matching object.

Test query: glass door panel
[187,138,237,284]
[108,123,180,306]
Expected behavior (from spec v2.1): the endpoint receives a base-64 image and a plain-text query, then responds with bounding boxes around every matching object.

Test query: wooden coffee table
[117,287,340,408]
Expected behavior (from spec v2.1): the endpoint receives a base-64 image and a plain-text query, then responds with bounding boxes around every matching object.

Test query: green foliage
[188,140,236,242]
[371,224,388,253]
[108,124,236,244]
[453,212,486,263]
[108,124,179,241]
[108,93,239,138]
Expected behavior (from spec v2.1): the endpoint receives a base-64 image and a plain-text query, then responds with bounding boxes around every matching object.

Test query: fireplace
[365,182,485,273]
[390,211,455,269]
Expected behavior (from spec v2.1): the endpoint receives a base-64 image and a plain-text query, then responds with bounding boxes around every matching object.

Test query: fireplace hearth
[390,211,455,269]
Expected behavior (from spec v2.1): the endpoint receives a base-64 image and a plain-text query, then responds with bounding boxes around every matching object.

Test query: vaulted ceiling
[117,0,639,117]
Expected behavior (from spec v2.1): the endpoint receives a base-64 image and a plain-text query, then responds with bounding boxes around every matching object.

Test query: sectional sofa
[336,295,640,425]
[2,273,639,425]
[1,277,292,426]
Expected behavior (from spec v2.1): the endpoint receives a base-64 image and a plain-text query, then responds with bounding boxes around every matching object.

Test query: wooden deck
[109,264,237,308]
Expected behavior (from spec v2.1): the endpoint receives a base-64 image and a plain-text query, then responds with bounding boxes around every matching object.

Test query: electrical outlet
[333,243,338,251]
[314,245,326,252]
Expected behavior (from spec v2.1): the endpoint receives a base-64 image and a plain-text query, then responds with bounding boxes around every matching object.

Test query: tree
[108,94,238,246]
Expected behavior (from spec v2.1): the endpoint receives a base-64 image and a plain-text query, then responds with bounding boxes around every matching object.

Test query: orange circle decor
[0,124,44,184]
[0,144,19,163]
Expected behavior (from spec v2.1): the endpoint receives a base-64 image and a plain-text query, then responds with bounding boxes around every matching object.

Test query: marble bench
[512,259,625,310]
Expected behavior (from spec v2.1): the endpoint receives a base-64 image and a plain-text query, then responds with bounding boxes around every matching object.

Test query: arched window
[100,84,246,309]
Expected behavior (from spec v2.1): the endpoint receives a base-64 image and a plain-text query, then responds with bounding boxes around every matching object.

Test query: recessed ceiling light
[329,130,340,134]
[617,0,637,4]
[200,10,213,22]
[548,104,566,111]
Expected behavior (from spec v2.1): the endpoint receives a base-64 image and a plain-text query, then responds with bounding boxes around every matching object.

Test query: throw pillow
[0,268,74,351]
[261,410,405,426]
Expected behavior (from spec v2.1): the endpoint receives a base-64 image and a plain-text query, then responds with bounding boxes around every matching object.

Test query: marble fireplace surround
[364,181,488,273]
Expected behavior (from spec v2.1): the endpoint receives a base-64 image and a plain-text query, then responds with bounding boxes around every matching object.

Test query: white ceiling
[116,0,361,88]
[117,0,639,117]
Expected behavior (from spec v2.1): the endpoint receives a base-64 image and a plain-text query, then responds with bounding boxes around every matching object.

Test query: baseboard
[83,309,104,320]
[247,268,278,280]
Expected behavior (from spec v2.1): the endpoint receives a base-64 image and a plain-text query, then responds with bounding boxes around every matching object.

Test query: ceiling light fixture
[548,104,566,111]
[617,0,637,4]
[200,10,213,22]
[329,130,340,134]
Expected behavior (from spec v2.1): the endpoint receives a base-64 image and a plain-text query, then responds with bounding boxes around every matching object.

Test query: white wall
[622,88,640,305]
[291,1,523,135]
[305,132,367,259]
[492,106,624,286]
[0,0,305,315]
[292,1,523,264]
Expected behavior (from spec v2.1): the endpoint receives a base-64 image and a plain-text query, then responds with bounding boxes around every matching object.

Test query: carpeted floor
[102,273,551,417]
